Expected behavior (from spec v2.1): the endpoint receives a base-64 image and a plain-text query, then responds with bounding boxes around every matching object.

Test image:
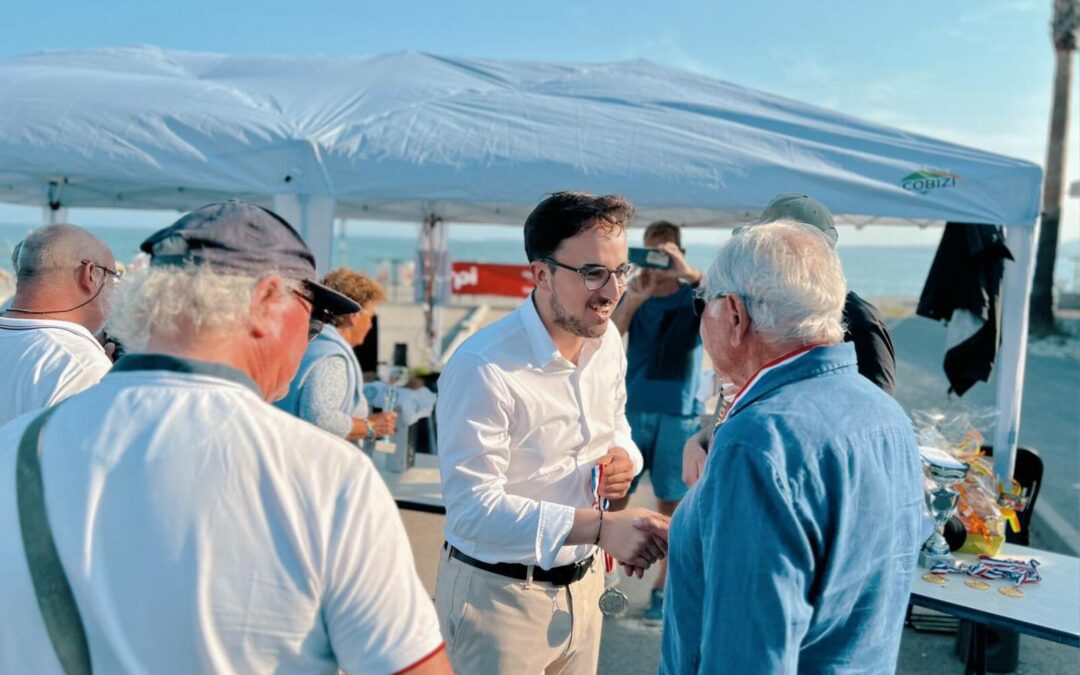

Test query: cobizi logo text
[901,169,961,195]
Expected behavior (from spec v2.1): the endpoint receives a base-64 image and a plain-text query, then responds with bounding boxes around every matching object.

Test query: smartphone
[629,247,672,269]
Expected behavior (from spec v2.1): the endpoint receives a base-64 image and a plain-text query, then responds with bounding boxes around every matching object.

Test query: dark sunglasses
[292,289,329,341]
[692,289,734,317]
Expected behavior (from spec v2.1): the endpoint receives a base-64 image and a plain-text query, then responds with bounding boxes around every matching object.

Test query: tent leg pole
[41,206,69,225]
[992,223,1038,483]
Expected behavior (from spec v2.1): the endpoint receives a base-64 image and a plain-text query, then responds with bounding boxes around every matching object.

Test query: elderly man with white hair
[0,201,450,674]
[659,220,922,674]
[0,224,118,424]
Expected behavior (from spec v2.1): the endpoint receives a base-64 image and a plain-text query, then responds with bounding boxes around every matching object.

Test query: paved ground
[400,484,1079,674]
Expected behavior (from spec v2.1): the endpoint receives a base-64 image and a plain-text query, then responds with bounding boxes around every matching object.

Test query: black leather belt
[443,542,593,586]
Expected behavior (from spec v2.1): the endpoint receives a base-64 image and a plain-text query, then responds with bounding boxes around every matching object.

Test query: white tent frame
[3,47,1043,483]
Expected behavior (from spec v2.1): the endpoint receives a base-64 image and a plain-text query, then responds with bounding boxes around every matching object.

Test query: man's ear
[727,294,750,347]
[530,260,551,291]
[249,275,287,338]
[76,261,98,294]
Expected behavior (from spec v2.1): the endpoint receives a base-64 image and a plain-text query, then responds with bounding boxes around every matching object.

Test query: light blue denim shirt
[661,343,922,674]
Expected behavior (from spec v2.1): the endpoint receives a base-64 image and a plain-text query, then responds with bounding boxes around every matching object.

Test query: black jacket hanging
[916,222,1013,396]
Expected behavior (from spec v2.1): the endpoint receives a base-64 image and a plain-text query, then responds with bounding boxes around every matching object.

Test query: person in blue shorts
[611,220,703,624]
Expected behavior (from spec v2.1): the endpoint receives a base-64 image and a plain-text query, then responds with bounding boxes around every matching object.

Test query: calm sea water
[2,222,1074,300]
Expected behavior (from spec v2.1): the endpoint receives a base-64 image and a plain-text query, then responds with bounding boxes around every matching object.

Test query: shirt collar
[111,353,262,396]
[724,342,858,422]
[518,294,567,367]
[0,315,106,354]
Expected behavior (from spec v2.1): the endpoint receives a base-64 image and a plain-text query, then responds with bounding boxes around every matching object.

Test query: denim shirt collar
[726,342,858,421]
[112,353,262,396]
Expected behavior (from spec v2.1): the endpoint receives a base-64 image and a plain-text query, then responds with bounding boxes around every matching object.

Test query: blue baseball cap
[141,200,360,316]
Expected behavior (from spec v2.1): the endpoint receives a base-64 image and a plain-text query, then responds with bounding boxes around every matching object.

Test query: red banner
[451,262,535,298]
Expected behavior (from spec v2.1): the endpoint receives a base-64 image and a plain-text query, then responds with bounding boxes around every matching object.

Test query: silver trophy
[917,446,970,569]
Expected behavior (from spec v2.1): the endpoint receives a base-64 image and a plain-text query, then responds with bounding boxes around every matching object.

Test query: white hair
[703,219,847,344]
[106,264,294,352]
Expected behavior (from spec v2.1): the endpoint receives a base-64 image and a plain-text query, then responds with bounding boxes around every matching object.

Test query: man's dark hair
[524,191,634,262]
[643,220,682,248]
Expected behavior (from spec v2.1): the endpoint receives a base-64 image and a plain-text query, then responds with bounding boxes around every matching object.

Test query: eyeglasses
[81,260,123,286]
[540,258,635,291]
[292,289,327,341]
[692,288,734,317]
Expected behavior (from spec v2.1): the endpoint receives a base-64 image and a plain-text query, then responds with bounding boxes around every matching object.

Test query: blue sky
[1,0,1077,246]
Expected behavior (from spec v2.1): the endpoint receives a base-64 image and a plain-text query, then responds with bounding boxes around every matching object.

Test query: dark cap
[140,200,360,316]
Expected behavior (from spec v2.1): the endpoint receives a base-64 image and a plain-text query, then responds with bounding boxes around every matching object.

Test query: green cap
[760,193,837,243]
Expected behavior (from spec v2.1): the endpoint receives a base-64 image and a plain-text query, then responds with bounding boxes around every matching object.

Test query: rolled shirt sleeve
[437,353,576,570]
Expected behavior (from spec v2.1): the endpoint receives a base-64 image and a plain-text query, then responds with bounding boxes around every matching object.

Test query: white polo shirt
[437,295,644,570]
[0,316,111,425]
[0,354,443,675]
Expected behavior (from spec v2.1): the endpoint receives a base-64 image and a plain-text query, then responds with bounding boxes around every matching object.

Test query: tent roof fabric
[0,46,1042,227]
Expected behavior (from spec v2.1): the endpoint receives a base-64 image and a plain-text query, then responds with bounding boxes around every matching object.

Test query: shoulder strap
[16,406,93,675]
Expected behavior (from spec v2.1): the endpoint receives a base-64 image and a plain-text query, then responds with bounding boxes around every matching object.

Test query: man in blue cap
[0,201,450,674]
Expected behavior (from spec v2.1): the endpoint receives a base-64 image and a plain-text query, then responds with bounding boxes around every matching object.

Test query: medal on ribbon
[593,465,629,617]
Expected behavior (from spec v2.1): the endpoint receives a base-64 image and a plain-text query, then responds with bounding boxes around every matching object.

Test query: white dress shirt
[0,316,111,425]
[0,354,443,674]
[437,295,643,570]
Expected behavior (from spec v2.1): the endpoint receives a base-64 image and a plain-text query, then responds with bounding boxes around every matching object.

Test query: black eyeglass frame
[80,259,123,285]
[539,257,636,291]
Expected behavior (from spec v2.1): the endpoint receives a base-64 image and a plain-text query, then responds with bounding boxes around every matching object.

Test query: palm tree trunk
[1031,1,1079,334]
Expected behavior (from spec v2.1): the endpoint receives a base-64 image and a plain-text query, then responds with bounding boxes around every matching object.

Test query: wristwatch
[364,418,377,439]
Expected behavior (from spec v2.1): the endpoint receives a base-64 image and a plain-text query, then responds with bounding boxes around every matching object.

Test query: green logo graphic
[901,169,961,195]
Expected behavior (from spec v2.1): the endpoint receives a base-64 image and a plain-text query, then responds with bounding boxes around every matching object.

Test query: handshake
[583,445,671,577]
[599,508,671,578]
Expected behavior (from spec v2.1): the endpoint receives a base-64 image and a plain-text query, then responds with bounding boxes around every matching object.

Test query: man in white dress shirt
[436,191,671,674]
[0,225,116,425]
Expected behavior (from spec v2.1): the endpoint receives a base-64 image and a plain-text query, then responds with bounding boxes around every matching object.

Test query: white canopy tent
[0,46,1043,480]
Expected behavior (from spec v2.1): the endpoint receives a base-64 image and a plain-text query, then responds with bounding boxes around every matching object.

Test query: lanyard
[591,465,615,574]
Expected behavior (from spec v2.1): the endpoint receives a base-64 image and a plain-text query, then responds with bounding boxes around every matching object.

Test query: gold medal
[965,579,990,591]
[999,586,1024,598]
[922,573,947,585]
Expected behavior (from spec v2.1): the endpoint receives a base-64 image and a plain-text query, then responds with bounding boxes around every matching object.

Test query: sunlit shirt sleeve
[436,353,576,570]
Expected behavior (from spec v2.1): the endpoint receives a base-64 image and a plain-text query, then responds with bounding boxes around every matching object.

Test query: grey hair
[106,264,296,352]
[703,219,846,344]
[13,224,109,282]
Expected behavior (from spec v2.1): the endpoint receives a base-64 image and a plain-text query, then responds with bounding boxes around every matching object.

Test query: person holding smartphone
[611,220,704,624]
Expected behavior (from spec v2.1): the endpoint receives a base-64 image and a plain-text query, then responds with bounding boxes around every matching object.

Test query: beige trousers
[435,548,604,675]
